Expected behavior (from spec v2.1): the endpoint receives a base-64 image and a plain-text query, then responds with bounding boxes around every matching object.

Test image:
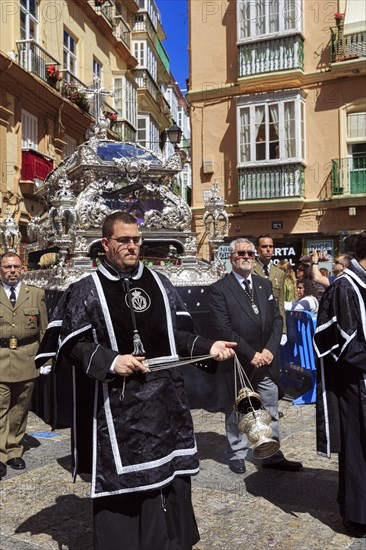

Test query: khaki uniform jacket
[0,282,48,383]
[252,262,286,333]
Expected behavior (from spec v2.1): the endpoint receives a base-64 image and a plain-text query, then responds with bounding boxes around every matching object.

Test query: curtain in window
[269,104,279,158]
[240,108,250,162]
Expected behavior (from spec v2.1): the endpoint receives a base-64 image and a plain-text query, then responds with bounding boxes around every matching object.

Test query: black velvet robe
[36,262,214,499]
[314,259,366,523]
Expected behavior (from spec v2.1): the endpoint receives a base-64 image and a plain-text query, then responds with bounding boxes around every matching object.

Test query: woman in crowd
[285,279,319,314]
[295,262,312,282]
[277,260,297,302]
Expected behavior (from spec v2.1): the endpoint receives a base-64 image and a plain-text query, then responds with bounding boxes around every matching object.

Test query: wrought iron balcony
[16,39,60,82]
[332,156,366,195]
[238,164,304,200]
[330,25,366,62]
[238,35,304,77]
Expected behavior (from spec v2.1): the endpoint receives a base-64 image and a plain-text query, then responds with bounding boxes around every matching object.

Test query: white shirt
[2,281,21,301]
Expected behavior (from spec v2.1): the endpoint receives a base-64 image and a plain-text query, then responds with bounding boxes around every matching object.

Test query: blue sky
[157,0,189,91]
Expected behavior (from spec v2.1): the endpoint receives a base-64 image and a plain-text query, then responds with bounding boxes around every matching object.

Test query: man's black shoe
[228,459,246,474]
[262,458,303,472]
[343,519,366,538]
[7,457,26,470]
[0,462,6,478]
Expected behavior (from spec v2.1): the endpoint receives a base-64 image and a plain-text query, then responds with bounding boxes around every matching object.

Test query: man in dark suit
[0,252,49,479]
[209,238,303,474]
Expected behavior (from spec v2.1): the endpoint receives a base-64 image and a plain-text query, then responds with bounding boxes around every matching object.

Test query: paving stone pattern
[0,404,364,549]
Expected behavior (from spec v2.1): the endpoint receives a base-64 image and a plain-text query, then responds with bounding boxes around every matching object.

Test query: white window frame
[114,77,137,128]
[20,0,38,40]
[64,134,77,158]
[63,30,77,79]
[137,115,158,152]
[21,108,38,150]
[93,57,102,80]
[236,90,305,166]
[237,0,302,42]
[133,40,157,80]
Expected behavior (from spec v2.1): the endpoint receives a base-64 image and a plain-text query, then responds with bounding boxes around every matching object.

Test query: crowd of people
[0,216,365,547]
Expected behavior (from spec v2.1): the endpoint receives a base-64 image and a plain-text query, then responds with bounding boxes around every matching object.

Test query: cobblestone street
[0,404,364,550]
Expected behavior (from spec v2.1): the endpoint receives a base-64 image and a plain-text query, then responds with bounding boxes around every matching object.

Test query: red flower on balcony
[46,65,60,80]
[334,12,345,26]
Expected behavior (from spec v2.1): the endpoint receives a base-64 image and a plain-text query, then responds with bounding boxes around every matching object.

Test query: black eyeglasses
[234,250,255,258]
[334,260,344,266]
[108,236,141,246]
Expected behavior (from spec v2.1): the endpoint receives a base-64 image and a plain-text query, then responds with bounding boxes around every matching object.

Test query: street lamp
[166,123,182,146]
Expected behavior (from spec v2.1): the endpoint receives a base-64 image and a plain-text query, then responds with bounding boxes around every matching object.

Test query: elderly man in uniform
[0,252,48,478]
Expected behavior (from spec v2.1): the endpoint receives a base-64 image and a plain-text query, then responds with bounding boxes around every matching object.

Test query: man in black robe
[36,211,235,550]
[314,230,366,538]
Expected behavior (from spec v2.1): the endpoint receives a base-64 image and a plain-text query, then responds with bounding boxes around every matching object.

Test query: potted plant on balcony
[334,12,345,27]
[46,65,61,88]
[60,81,90,112]
[334,12,346,60]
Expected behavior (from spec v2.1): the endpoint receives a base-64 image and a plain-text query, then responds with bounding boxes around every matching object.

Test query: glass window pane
[269,1,279,33]
[256,1,265,35]
[284,101,296,158]
[348,112,366,139]
[239,0,250,39]
[284,0,297,30]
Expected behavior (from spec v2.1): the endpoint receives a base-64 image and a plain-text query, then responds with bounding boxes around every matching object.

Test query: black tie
[263,265,269,277]
[243,279,251,293]
[10,287,16,308]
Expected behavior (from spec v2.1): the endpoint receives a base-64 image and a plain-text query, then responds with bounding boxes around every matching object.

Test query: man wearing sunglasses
[0,252,49,479]
[311,250,352,288]
[209,238,303,475]
[36,211,236,550]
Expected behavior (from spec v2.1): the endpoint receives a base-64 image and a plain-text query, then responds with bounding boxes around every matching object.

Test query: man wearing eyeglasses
[311,250,352,288]
[209,238,302,475]
[36,211,236,550]
[0,252,48,479]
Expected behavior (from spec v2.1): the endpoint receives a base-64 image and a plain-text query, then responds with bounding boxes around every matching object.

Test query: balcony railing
[238,164,304,200]
[330,25,366,62]
[332,156,366,195]
[58,71,90,112]
[238,35,304,77]
[134,68,160,100]
[113,16,131,48]
[133,13,156,40]
[16,39,60,82]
